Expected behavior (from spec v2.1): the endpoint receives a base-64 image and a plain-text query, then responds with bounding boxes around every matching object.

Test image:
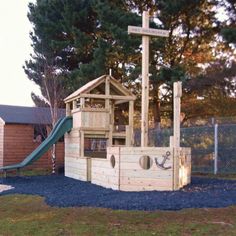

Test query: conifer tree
[24,0,141,106]
[25,0,235,125]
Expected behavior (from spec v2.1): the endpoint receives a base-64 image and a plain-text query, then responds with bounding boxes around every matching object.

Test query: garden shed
[0,105,65,170]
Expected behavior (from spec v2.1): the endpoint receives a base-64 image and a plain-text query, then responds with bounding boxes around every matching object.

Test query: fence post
[214,123,218,175]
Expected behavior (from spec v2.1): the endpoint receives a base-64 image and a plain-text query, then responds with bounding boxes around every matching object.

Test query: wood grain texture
[65,157,87,181]
[91,152,120,189]
[0,123,4,166]
[65,145,191,191]
[2,124,64,169]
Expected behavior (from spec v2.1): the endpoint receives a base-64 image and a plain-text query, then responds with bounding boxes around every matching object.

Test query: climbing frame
[64,75,136,181]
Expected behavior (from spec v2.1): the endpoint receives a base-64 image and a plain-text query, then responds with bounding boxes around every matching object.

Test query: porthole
[110,155,116,168]
[139,155,153,170]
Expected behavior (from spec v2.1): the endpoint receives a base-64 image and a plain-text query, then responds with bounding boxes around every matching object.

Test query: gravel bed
[1,175,236,211]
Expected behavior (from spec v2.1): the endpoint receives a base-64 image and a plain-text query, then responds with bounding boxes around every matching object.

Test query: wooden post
[173,81,182,190]
[111,102,115,127]
[108,124,113,146]
[169,136,174,148]
[128,11,169,147]
[80,131,84,157]
[105,76,110,109]
[66,103,71,116]
[125,125,131,146]
[173,82,182,148]
[80,97,85,109]
[129,100,134,146]
[141,11,149,147]
[87,158,91,181]
[72,100,77,110]
[106,76,112,146]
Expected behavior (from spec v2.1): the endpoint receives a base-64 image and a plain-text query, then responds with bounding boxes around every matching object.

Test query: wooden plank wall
[91,146,191,191]
[65,157,87,181]
[64,130,80,158]
[72,109,109,129]
[0,122,4,166]
[72,111,82,128]
[91,147,120,190]
[82,111,109,129]
[91,147,176,191]
[64,129,88,181]
[119,147,174,191]
[3,124,64,170]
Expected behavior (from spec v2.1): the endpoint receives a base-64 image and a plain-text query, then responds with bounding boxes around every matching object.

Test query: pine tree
[131,0,221,125]
[25,0,235,125]
[24,0,141,106]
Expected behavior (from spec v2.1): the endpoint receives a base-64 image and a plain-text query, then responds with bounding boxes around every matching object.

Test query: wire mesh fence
[134,122,236,174]
[181,126,214,173]
[217,124,236,173]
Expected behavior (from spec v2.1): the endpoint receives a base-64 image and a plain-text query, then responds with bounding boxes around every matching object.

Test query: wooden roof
[64,75,136,103]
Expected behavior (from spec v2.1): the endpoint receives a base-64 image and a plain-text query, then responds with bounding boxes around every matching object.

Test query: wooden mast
[128,11,169,147]
[141,11,149,147]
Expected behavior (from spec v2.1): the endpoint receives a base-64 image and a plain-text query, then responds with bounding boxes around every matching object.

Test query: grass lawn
[192,172,236,180]
[0,194,236,236]
[1,173,236,235]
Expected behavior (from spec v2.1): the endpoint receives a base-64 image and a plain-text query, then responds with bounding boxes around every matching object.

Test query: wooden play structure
[64,75,136,180]
[64,11,191,191]
[64,75,191,191]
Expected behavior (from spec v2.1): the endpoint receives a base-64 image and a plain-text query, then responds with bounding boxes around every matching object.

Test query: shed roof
[0,105,65,125]
[64,75,136,102]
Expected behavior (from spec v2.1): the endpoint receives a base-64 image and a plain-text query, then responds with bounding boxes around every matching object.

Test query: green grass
[192,172,236,180]
[1,173,236,235]
[3,168,53,178]
[0,194,236,236]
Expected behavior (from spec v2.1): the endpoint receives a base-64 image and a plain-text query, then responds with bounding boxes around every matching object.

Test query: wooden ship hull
[64,75,191,191]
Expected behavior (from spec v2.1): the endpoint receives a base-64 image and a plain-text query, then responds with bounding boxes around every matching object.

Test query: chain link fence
[134,122,236,174]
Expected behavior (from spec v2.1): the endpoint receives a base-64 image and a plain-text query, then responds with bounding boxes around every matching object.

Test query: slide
[0,116,72,172]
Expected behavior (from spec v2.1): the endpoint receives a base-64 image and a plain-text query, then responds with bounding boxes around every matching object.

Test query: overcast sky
[0,0,39,107]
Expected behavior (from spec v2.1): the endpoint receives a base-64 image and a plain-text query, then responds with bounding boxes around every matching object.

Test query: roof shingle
[0,105,65,125]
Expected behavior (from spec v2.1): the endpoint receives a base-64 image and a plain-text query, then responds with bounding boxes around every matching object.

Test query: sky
[0,0,39,107]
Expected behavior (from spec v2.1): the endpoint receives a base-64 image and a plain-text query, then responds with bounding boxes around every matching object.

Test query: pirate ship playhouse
[64,74,191,191]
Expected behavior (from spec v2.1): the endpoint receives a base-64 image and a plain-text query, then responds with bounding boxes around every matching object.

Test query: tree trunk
[153,97,161,129]
[51,108,58,174]
[51,143,56,174]
[151,83,161,147]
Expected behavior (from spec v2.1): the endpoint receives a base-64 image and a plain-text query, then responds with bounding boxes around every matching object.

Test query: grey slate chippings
[1,175,236,211]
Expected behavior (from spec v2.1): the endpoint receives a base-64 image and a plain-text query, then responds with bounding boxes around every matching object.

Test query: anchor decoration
[155,151,172,170]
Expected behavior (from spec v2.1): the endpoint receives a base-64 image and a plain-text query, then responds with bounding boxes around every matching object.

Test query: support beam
[80,94,135,101]
[80,97,85,109]
[141,11,149,147]
[129,100,134,146]
[173,81,182,148]
[73,100,77,110]
[105,76,110,109]
[173,81,182,190]
[80,131,84,158]
[66,103,71,116]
